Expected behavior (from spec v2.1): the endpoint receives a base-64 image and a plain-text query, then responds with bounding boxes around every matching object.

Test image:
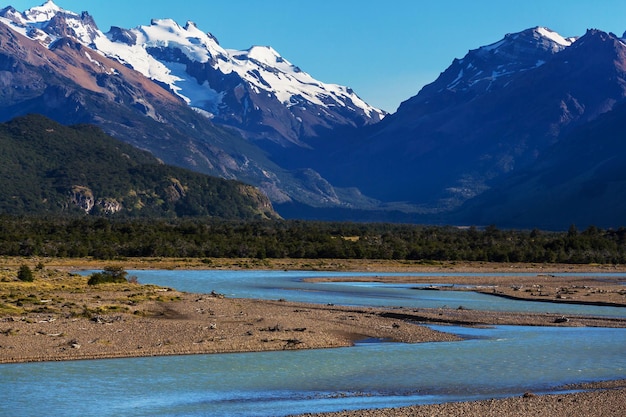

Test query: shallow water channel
[133,270,626,317]
[1,270,625,416]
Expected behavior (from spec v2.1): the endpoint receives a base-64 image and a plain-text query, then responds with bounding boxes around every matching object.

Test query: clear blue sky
[7,1,626,112]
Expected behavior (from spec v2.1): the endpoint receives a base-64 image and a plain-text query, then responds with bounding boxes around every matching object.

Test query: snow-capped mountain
[0,1,384,146]
[0,1,388,211]
[443,27,573,92]
[295,26,626,226]
[0,1,99,45]
[401,26,575,114]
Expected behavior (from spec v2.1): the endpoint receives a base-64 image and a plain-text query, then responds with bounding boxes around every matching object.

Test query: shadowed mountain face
[449,99,626,230]
[301,29,626,224]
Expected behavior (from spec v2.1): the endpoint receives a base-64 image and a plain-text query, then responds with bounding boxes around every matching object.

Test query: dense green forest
[1,216,625,264]
[0,115,275,220]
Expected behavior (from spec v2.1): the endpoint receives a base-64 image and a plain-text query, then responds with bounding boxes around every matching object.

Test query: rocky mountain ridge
[0,1,385,147]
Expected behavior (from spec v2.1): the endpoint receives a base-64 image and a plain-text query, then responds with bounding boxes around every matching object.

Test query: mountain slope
[0,114,278,219]
[0,17,264,178]
[119,20,385,146]
[306,27,626,214]
[450,100,626,230]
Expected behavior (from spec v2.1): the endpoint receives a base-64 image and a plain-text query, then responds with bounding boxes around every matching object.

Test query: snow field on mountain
[3,1,384,121]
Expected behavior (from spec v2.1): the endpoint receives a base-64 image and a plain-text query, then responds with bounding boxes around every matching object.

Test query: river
[1,270,625,416]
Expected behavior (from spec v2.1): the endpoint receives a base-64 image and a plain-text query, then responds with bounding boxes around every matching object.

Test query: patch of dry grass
[4,256,626,274]
[0,264,183,322]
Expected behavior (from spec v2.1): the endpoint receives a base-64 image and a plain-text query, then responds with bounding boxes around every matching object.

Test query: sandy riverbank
[0,291,463,363]
[307,270,626,307]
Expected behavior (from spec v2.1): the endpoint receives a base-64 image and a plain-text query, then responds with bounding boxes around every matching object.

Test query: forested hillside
[0,115,277,220]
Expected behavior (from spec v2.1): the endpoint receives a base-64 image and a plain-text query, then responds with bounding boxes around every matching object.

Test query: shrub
[17,265,34,282]
[87,266,128,285]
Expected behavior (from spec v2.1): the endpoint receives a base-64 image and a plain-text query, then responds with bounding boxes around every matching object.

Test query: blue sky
[7,1,626,112]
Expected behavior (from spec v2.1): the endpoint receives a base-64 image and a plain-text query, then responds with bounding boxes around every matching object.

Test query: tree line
[0,215,625,264]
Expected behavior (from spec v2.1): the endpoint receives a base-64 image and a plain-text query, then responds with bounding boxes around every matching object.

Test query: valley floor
[1,258,625,416]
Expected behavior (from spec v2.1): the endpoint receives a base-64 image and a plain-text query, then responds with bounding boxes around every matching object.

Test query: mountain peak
[24,0,68,22]
[149,18,183,32]
[182,20,212,40]
[243,45,284,66]
[477,26,573,57]
[579,28,622,43]
[1,1,100,47]
[0,6,22,25]
[407,26,575,101]
[135,18,227,64]
[566,29,626,57]
[563,29,626,74]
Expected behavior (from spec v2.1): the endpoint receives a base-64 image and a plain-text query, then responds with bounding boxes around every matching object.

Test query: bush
[17,264,34,282]
[87,266,128,285]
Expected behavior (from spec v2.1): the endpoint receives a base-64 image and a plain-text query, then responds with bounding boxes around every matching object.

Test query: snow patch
[536,27,573,47]
[447,69,464,89]
[191,107,215,119]
[482,39,506,52]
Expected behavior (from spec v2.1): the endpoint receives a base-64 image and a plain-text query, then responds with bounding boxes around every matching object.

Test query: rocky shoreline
[294,380,626,417]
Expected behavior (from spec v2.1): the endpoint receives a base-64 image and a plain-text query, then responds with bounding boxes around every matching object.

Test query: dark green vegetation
[0,115,276,220]
[17,264,33,282]
[1,216,625,264]
[87,266,129,285]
